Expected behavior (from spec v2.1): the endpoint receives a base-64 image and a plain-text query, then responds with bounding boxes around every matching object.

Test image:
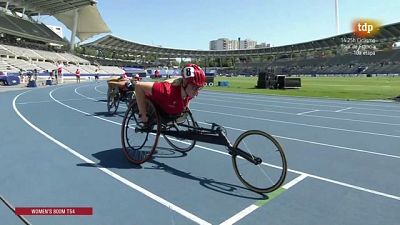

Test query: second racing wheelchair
[106,75,140,115]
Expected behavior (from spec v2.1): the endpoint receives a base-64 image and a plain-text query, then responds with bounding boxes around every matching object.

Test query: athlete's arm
[134,81,154,123]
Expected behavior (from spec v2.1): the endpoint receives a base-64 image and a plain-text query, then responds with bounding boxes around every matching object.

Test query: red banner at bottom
[15,207,93,216]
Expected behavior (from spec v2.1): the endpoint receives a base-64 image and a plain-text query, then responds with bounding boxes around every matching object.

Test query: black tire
[232,130,287,193]
[121,99,161,164]
[125,91,135,107]
[107,88,120,115]
[163,110,197,152]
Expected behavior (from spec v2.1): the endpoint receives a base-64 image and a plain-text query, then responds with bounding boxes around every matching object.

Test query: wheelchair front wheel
[232,130,287,193]
[107,88,120,115]
[125,91,135,107]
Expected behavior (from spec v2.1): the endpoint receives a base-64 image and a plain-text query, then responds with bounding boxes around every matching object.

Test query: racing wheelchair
[121,99,287,193]
[106,79,135,115]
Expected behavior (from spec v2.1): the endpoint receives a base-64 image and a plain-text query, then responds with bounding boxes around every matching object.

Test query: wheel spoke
[163,111,196,152]
[232,130,287,193]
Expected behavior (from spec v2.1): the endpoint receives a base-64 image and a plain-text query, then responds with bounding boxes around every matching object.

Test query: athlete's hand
[140,113,148,124]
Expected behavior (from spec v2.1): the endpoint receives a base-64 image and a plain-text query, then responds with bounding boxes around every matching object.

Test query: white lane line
[199,97,317,111]
[220,174,308,225]
[219,204,259,225]
[199,95,400,118]
[193,102,400,126]
[275,135,400,159]
[308,174,400,200]
[339,110,400,119]
[296,110,320,115]
[191,108,400,138]
[94,84,107,94]
[15,97,103,105]
[13,90,211,225]
[203,91,400,111]
[75,85,99,101]
[64,86,400,200]
[193,99,400,121]
[282,173,308,189]
[198,122,400,160]
[335,107,353,112]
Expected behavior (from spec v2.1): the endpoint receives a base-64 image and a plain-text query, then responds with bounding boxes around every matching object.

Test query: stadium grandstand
[80,22,400,77]
[0,0,124,82]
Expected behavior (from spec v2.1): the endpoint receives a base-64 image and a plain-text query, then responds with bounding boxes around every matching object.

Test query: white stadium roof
[0,0,110,41]
[54,4,110,41]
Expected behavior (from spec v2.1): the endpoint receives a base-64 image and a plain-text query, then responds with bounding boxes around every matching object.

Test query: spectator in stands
[94,69,99,81]
[75,68,81,83]
[54,69,58,84]
[33,69,38,81]
[49,70,53,80]
[57,63,63,83]
[154,69,160,78]
[19,69,24,83]
[134,63,205,124]
[27,71,32,81]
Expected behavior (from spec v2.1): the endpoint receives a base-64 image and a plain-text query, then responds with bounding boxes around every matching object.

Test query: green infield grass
[203,76,400,100]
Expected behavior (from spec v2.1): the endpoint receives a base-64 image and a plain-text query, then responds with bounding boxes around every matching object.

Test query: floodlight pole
[70,8,79,53]
[335,0,340,35]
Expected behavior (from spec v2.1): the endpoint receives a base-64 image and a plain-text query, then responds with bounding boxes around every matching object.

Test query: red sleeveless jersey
[147,82,190,115]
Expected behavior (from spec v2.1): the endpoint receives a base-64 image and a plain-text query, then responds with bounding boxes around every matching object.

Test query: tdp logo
[352,19,381,38]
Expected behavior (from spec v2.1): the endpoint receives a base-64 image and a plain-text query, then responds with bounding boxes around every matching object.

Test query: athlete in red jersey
[135,63,206,123]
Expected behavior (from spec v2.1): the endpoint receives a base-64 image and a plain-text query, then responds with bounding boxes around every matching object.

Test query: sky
[36,0,400,50]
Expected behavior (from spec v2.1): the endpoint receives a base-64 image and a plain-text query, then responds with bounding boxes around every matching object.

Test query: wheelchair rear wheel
[163,110,197,152]
[121,99,161,164]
